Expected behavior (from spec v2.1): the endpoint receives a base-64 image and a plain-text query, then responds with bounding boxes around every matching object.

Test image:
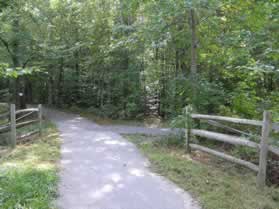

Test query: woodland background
[0,0,278,121]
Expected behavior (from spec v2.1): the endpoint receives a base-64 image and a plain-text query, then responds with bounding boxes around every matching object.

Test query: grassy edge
[124,134,279,209]
[56,106,171,128]
[0,121,61,209]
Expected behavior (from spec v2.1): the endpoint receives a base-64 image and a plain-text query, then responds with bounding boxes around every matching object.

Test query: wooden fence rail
[0,104,43,148]
[185,106,279,189]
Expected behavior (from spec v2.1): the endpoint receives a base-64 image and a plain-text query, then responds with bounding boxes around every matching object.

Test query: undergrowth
[125,134,279,209]
[0,121,60,209]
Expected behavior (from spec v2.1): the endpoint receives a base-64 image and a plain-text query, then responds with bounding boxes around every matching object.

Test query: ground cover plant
[125,134,279,209]
[0,121,60,209]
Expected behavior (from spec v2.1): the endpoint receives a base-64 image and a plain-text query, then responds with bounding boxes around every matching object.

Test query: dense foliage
[0,0,278,120]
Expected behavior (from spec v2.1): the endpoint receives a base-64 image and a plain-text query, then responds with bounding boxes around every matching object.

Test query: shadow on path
[45,108,200,209]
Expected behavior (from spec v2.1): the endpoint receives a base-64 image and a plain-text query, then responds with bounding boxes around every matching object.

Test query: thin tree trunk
[189,8,198,107]
[175,49,179,76]
[190,8,198,78]
[56,58,64,106]
[74,51,80,103]
[48,74,53,106]
[24,77,32,104]
[11,17,22,108]
[74,28,80,103]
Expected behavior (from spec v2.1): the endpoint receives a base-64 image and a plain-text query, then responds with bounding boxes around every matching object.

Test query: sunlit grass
[0,121,60,209]
[125,134,279,209]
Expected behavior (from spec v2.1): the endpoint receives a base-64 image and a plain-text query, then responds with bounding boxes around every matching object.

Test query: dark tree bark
[189,8,198,108]
[12,17,26,109]
[48,74,54,106]
[24,76,32,104]
[56,58,64,106]
[74,51,80,103]
[190,8,198,78]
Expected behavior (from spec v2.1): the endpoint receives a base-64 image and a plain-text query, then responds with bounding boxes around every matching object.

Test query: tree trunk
[56,58,64,106]
[189,8,198,108]
[24,76,32,104]
[190,9,198,78]
[74,28,80,103]
[74,51,80,103]
[48,74,53,106]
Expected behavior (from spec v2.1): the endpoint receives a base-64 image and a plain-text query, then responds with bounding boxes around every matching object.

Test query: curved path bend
[45,109,200,209]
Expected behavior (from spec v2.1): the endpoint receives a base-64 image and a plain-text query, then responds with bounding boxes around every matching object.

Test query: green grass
[0,121,60,209]
[80,111,171,128]
[0,103,9,133]
[62,106,170,128]
[79,111,145,126]
[0,103,8,113]
[125,134,279,209]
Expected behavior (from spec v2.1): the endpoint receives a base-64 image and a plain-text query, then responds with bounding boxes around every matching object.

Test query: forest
[0,1,279,209]
[0,0,278,120]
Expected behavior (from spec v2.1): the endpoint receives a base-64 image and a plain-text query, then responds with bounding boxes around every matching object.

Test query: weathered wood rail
[184,106,279,189]
[0,104,43,148]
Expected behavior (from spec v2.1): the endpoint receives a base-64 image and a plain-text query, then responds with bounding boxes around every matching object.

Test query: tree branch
[22,55,34,68]
[0,35,13,57]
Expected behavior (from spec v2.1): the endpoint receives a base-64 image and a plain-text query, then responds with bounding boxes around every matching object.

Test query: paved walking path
[45,109,200,209]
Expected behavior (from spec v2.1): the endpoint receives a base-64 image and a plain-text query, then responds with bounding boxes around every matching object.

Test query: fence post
[185,106,192,153]
[257,111,272,188]
[38,104,42,136]
[10,104,16,148]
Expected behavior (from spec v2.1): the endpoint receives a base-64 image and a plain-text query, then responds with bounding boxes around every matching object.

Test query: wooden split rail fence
[184,106,279,188]
[0,104,43,148]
